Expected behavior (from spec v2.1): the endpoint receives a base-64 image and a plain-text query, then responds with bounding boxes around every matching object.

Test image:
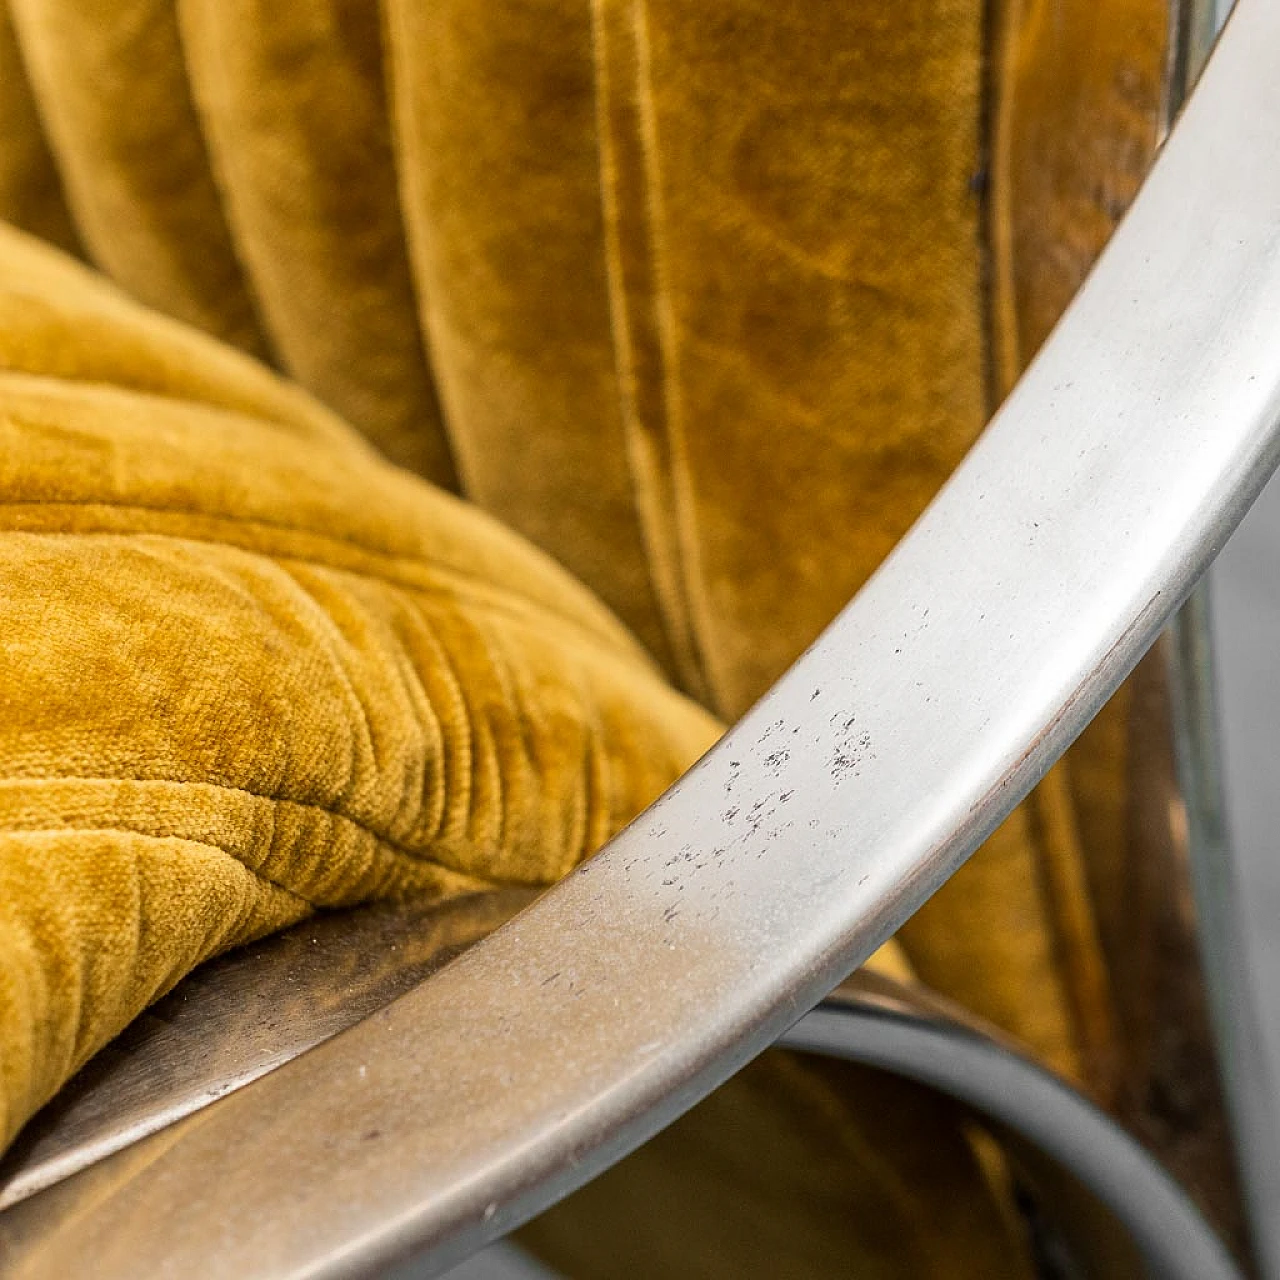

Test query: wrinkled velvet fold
[0,223,721,1149]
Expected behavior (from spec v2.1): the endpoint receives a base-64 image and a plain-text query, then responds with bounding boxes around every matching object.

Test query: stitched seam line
[589,0,699,694]
[629,0,721,709]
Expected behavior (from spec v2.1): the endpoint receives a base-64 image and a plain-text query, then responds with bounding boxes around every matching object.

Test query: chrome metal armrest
[4,2,1280,1274]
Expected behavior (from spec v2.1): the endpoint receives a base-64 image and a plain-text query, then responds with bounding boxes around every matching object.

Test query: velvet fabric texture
[176,0,459,484]
[0,223,721,1148]
[0,0,1189,1270]
[8,0,269,358]
[0,3,78,255]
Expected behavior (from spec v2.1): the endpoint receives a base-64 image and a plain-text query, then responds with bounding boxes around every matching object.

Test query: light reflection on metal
[0,892,535,1212]
[1165,0,1274,1269]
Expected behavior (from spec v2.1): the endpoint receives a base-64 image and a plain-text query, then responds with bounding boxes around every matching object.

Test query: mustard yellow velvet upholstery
[381,0,1111,1085]
[0,0,1185,1269]
[521,1053,1033,1278]
[175,0,459,485]
[8,0,270,357]
[0,3,78,255]
[0,222,721,1148]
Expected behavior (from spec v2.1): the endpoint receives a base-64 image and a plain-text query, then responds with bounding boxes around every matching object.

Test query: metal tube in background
[780,994,1240,1280]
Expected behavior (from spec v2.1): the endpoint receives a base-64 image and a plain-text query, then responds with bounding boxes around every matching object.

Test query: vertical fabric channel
[382,0,683,677]
[8,0,271,358]
[177,0,460,488]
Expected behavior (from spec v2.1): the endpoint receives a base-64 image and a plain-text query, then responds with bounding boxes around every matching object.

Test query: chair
[0,0,1276,1275]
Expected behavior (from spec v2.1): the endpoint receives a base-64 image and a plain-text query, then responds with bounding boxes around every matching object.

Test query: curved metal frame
[782,986,1240,1280]
[3,2,1280,1274]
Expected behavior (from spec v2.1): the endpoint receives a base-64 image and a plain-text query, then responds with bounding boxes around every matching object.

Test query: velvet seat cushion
[0,223,722,1149]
